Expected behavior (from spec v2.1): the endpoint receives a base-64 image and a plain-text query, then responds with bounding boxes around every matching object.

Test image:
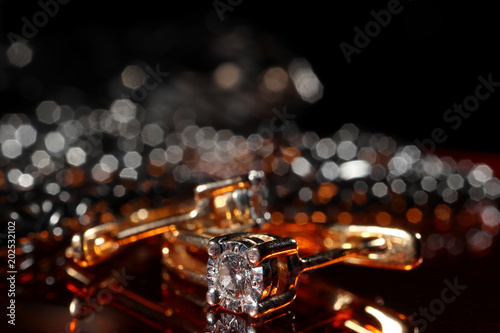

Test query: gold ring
[163,223,421,317]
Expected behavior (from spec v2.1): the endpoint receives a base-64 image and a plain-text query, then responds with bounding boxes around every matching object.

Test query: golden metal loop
[66,170,268,267]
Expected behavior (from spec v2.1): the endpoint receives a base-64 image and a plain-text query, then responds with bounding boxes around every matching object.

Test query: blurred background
[1,0,499,151]
[1,1,500,332]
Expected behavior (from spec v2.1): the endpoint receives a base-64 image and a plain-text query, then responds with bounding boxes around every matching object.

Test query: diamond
[206,240,264,315]
[217,251,253,299]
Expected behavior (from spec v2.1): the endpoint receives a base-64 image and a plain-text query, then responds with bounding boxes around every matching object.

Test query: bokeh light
[7,42,33,67]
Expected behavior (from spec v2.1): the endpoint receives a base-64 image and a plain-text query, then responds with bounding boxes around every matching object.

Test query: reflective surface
[7,228,500,332]
[2,2,500,332]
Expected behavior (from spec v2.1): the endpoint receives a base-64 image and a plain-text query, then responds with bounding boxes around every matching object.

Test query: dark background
[1,0,499,153]
[1,2,500,332]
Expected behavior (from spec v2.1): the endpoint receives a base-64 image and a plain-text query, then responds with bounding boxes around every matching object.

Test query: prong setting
[246,248,260,264]
[244,303,259,318]
[207,241,221,257]
[206,287,220,306]
[206,238,265,316]
[206,233,300,317]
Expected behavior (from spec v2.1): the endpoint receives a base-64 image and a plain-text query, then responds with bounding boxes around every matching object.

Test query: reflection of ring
[67,170,269,267]
[163,224,422,317]
[206,308,296,333]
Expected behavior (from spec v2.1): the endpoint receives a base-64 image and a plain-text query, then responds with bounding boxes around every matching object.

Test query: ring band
[67,170,269,267]
[163,223,421,317]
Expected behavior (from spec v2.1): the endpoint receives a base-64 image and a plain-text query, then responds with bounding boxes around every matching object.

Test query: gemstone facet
[206,240,264,315]
[217,251,253,299]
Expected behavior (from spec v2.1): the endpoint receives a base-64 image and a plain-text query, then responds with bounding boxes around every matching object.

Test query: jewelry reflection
[163,224,421,317]
[294,281,414,333]
[63,248,416,333]
[66,170,269,267]
[206,308,296,333]
[64,261,206,332]
[204,292,412,333]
